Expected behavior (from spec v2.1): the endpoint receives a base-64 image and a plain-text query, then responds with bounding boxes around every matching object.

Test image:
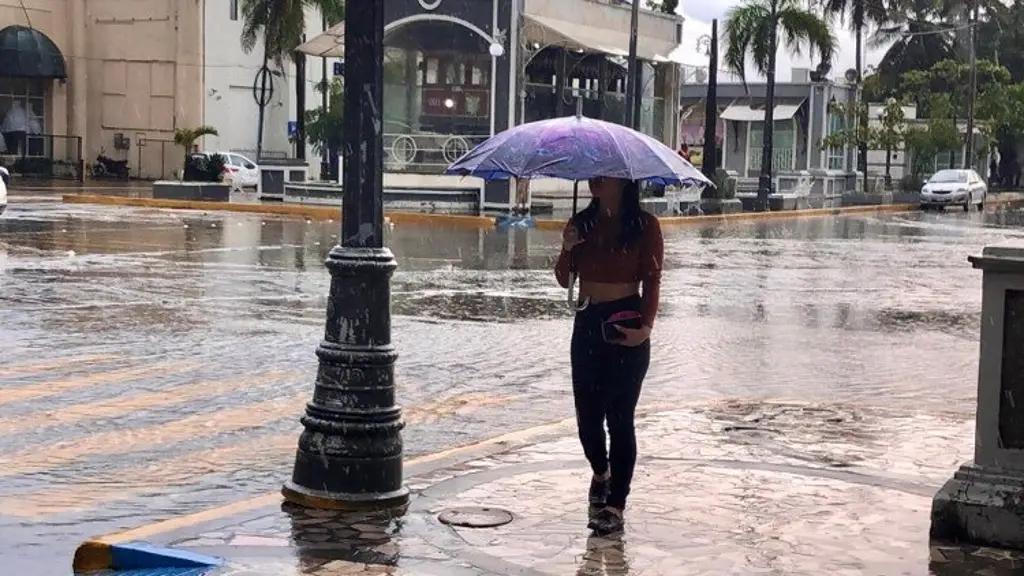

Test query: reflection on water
[3,198,1024,574]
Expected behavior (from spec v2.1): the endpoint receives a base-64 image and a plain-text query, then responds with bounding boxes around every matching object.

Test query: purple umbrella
[446,114,713,188]
[447,110,712,305]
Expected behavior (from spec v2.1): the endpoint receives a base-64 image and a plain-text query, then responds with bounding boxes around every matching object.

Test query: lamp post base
[932,463,1024,549]
[283,481,409,513]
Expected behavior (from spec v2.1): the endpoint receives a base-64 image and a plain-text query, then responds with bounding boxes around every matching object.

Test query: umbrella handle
[567,180,579,308]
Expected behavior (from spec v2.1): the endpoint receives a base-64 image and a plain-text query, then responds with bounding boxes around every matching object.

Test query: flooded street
[3,192,1023,574]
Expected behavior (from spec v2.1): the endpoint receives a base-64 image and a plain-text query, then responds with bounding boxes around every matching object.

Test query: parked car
[0,166,8,215]
[920,169,987,212]
[215,152,259,188]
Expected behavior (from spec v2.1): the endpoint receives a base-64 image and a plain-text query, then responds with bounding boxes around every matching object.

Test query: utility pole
[965,5,979,169]
[625,0,640,129]
[702,20,718,181]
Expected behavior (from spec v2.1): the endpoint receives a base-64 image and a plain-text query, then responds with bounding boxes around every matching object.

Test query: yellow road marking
[0,391,308,477]
[82,411,578,547]
[0,354,120,379]
[0,361,198,406]
[62,194,496,229]
[0,434,299,518]
[3,392,522,518]
[0,371,299,436]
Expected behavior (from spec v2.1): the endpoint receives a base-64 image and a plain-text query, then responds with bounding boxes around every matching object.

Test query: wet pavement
[137,405,1024,575]
[3,189,1024,573]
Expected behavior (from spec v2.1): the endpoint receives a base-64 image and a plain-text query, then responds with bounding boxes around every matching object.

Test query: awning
[523,14,683,64]
[296,21,344,58]
[0,25,66,79]
[720,100,805,122]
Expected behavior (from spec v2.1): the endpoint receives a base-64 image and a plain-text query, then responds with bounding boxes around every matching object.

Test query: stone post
[932,245,1024,547]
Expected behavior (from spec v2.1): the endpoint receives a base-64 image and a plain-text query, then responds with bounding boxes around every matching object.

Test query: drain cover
[437,506,514,528]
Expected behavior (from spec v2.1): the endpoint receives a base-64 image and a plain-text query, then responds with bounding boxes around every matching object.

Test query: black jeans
[571,295,650,509]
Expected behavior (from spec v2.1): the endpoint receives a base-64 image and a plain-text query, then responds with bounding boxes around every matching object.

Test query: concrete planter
[153,181,231,202]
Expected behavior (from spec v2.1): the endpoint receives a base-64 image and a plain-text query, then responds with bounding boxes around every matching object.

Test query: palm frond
[724,2,771,81]
[778,6,837,68]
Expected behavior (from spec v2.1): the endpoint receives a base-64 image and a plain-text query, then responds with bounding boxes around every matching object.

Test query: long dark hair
[573,180,645,250]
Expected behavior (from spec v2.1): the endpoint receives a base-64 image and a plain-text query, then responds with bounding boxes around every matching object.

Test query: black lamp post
[283,0,409,511]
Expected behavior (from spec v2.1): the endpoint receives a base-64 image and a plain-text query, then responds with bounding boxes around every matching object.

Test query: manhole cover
[437,506,514,528]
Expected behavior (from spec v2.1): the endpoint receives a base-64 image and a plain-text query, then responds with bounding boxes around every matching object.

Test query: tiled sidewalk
[78,403,1024,575]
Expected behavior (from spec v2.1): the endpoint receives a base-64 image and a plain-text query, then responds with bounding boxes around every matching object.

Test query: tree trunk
[256,46,269,162]
[856,23,868,194]
[757,7,778,212]
[885,148,892,188]
[295,51,306,161]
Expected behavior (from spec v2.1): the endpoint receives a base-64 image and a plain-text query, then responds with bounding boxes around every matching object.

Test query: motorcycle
[91,154,129,179]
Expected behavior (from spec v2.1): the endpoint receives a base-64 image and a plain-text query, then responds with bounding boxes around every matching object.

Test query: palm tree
[240,0,345,161]
[725,0,836,210]
[173,126,219,168]
[822,0,889,191]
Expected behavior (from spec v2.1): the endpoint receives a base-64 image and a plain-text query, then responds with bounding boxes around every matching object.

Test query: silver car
[920,169,987,212]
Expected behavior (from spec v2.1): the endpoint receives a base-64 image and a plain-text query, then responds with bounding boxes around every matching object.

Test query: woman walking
[555,176,664,536]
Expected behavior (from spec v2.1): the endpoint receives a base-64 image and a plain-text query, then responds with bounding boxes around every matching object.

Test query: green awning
[0,25,67,79]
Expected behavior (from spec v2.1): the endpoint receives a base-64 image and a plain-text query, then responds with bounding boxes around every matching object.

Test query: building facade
[372,0,685,210]
[0,0,331,181]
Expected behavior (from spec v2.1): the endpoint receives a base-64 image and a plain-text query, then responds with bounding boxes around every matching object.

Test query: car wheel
[963,197,971,212]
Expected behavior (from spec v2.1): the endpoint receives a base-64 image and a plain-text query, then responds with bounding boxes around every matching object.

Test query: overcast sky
[677,1,890,82]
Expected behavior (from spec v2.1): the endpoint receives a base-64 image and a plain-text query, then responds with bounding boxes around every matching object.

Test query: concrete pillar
[68,0,88,157]
[173,0,204,132]
[932,245,1024,548]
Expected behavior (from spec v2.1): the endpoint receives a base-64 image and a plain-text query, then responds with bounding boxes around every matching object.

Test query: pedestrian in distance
[555,176,664,536]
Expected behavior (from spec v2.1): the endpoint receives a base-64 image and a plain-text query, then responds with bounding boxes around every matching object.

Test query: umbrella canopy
[295,21,344,58]
[0,25,66,79]
[446,115,712,188]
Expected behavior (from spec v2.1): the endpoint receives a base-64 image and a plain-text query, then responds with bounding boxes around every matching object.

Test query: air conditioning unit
[113,133,130,151]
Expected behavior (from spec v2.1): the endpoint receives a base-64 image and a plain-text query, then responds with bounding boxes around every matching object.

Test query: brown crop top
[555,211,664,327]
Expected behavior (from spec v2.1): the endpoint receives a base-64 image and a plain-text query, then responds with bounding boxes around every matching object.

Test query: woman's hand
[615,324,651,347]
[562,225,584,252]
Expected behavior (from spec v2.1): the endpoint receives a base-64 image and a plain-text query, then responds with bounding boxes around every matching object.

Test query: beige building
[0,1,328,180]
[0,0,204,178]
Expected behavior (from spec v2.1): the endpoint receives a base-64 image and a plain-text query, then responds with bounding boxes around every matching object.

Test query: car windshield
[930,170,968,184]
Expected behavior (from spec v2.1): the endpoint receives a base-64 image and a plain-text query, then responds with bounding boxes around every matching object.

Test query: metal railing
[749,147,796,173]
[384,132,489,174]
[0,133,83,180]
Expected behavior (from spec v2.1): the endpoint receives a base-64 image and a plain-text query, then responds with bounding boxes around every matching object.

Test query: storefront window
[383,20,492,174]
[750,120,796,172]
[0,78,46,155]
[827,112,846,170]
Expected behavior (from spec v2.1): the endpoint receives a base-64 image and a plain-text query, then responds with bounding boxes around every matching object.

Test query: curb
[533,203,919,230]
[65,193,933,233]
[72,541,221,572]
[61,194,497,229]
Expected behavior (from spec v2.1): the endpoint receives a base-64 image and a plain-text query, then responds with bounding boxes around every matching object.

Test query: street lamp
[283,0,409,512]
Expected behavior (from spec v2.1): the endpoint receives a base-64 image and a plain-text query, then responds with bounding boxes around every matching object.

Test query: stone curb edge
[69,413,589,572]
[57,193,991,233]
[72,541,222,573]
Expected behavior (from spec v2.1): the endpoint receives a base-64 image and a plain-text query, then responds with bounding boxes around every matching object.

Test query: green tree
[240,0,344,159]
[173,126,219,169]
[725,0,836,210]
[305,78,343,156]
[645,0,679,14]
[876,98,908,185]
[906,94,961,176]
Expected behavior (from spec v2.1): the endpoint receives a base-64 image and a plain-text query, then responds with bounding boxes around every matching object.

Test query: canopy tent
[295,21,344,58]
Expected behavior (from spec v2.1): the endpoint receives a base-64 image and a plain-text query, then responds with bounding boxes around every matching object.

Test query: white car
[0,166,8,215]
[920,169,987,212]
[216,152,259,188]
